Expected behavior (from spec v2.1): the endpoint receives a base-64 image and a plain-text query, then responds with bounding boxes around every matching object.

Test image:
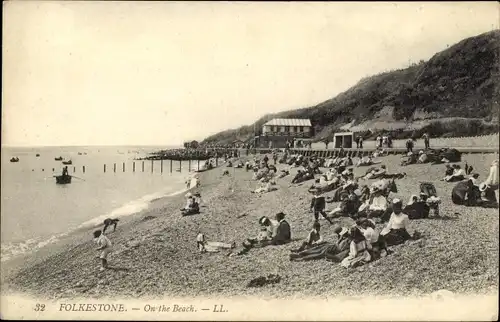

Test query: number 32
[34,304,45,311]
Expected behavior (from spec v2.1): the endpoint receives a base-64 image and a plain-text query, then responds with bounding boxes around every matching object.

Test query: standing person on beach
[423,133,430,149]
[94,230,112,271]
[310,188,334,224]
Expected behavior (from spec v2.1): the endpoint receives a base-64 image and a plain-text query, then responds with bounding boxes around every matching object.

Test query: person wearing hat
[291,221,324,253]
[365,185,388,218]
[404,194,431,220]
[310,188,334,224]
[269,212,291,245]
[444,164,466,182]
[340,226,372,268]
[444,164,454,177]
[451,178,476,205]
[181,193,200,216]
[475,183,499,208]
[417,150,428,164]
[289,224,351,262]
[380,199,412,246]
[357,218,387,259]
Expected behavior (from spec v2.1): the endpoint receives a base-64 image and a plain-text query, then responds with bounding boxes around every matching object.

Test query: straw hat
[419,150,424,155]
[479,183,488,192]
[407,152,413,156]
[354,189,362,197]
[259,216,270,225]
[392,198,402,205]
[185,192,193,198]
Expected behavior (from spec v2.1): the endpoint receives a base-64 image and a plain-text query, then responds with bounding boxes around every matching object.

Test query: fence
[33,158,223,174]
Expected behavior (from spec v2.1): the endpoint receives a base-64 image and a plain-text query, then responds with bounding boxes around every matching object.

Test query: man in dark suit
[270,212,291,245]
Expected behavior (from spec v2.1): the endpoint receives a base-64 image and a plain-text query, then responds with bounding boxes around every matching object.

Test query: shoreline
[2,153,498,299]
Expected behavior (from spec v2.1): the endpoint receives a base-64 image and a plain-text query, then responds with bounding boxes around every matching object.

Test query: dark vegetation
[202,30,500,145]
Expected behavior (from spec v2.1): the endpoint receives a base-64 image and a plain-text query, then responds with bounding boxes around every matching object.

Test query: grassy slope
[202,30,500,145]
[4,153,498,299]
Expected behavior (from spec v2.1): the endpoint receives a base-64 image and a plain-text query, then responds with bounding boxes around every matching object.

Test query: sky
[2,1,498,147]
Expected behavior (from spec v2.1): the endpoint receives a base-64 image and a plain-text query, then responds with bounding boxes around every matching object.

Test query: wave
[1,180,194,263]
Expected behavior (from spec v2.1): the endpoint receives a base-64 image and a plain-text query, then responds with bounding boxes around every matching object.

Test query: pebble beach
[2,153,499,300]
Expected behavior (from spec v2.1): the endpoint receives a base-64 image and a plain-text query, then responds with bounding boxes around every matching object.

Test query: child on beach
[94,230,112,271]
[310,188,334,224]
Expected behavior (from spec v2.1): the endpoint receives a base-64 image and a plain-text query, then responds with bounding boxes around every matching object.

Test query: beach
[2,152,499,300]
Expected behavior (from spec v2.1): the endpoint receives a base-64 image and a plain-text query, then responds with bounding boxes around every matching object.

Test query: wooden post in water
[142,161,145,172]
[83,166,85,173]
[52,168,55,172]
[161,160,163,173]
[197,159,200,171]
[133,162,135,172]
[179,160,182,173]
[73,166,76,173]
[113,163,116,173]
[104,164,106,173]
[170,159,173,173]
[123,162,125,172]
[151,160,154,173]
[188,159,191,172]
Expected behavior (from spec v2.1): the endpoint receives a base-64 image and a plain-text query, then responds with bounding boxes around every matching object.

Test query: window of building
[299,126,303,132]
[280,126,285,132]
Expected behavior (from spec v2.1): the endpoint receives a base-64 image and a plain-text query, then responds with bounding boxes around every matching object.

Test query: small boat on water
[78,152,83,155]
[55,175,72,184]
[62,160,72,165]
[55,156,63,161]
[36,154,40,157]
[10,157,19,163]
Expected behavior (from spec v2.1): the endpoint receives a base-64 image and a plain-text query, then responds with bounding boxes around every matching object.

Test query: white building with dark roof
[256,118,313,148]
[262,118,312,137]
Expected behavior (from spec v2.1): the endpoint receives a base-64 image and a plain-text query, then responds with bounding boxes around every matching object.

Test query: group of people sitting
[180,192,202,216]
[401,148,462,166]
[451,160,499,208]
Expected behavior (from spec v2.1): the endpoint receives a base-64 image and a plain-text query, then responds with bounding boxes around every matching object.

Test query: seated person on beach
[291,169,314,184]
[356,156,374,167]
[93,230,112,271]
[466,183,499,208]
[290,221,324,253]
[62,166,69,177]
[251,182,277,194]
[364,165,387,180]
[253,167,270,181]
[235,161,244,168]
[380,199,413,246]
[404,195,431,220]
[233,213,291,256]
[357,218,387,259]
[181,193,200,215]
[278,169,290,178]
[196,233,236,253]
[358,184,390,220]
[444,164,454,177]
[400,152,418,166]
[443,164,466,182]
[328,189,361,218]
[340,226,372,269]
[417,150,429,164]
[290,225,351,262]
[103,218,119,234]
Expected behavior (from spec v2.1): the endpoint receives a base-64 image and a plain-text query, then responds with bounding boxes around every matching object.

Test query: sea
[1,145,199,263]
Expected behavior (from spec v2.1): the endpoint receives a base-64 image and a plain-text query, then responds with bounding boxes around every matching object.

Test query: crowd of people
[92,146,499,272]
